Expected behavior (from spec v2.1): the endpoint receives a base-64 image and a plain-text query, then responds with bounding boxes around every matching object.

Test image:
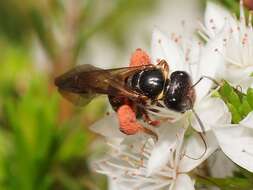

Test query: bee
[54,57,199,139]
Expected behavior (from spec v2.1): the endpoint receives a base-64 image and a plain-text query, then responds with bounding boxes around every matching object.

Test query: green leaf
[228,90,241,108]
[238,97,252,117]
[218,81,253,123]
[228,103,242,124]
[219,81,233,101]
[247,88,253,108]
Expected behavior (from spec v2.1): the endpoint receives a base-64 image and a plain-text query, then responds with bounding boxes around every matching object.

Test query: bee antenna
[182,97,207,160]
[191,75,220,89]
[187,96,206,134]
[183,131,207,160]
[191,108,206,134]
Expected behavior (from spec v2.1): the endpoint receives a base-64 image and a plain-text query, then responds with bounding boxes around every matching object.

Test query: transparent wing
[55,64,154,106]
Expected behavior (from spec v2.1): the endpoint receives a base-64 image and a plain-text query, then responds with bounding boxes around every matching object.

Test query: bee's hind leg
[117,104,158,141]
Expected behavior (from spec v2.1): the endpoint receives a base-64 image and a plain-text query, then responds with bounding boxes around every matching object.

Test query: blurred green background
[0,0,242,189]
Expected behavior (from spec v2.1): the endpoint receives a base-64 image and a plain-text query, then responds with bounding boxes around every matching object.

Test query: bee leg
[142,111,161,127]
[142,110,175,127]
[139,127,158,142]
[157,59,169,75]
[117,104,158,141]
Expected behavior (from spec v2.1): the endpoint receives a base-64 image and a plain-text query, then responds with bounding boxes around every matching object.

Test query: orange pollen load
[130,48,151,67]
[117,104,142,135]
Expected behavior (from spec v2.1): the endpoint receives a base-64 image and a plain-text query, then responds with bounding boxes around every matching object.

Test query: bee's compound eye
[138,69,164,99]
[164,92,192,113]
[164,94,184,112]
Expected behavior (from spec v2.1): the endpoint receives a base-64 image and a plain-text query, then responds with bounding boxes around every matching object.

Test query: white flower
[93,119,218,190]
[149,29,231,132]
[196,1,253,173]
[213,111,253,172]
[201,1,253,91]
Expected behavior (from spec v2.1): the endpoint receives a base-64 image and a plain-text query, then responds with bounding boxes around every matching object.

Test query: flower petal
[147,120,187,176]
[214,126,253,172]
[151,29,184,72]
[195,35,225,100]
[240,111,253,129]
[192,97,231,132]
[109,178,129,190]
[204,2,234,37]
[208,151,236,178]
[170,174,195,190]
[90,113,126,138]
[147,140,174,176]
[220,64,253,92]
[179,131,218,172]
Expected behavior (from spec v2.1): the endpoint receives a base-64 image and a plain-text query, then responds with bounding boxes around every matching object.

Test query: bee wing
[57,89,97,106]
[55,64,154,106]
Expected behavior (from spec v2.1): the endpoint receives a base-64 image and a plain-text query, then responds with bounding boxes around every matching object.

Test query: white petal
[170,174,195,190]
[120,133,150,153]
[90,113,126,138]
[195,35,225,100]
[186,40,202,83]
[179,131,218,172]
[109,178,129,190]
[204,2,233,37]
[214,126,253,172]
[147,140,175,176]
[140,182,173,190]
[221,64,253,92]
[151,28,184,72]
[192,97,231,132]
[147,120,187,176]
[208,151,237,178]
[240,111,253,129]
